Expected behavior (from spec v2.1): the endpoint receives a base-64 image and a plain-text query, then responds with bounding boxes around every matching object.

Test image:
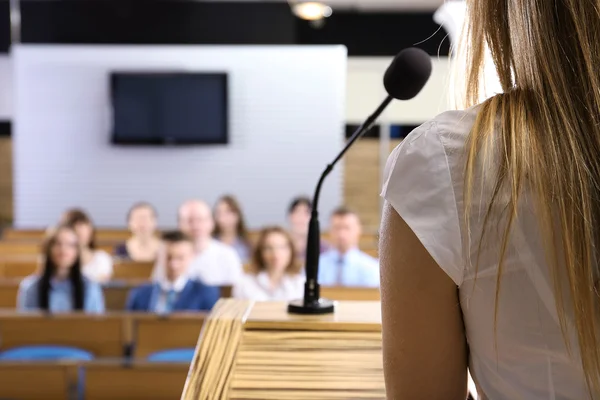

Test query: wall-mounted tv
[110,72,228,145]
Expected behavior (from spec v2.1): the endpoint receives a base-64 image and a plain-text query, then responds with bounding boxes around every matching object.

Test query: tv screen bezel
[109,71,229,146]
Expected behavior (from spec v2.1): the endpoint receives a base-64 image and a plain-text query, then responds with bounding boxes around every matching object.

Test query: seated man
[152,200,243,286]
[127,231,220,313]
[318,207,379,287]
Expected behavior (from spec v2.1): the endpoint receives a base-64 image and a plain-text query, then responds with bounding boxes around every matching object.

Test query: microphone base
[287,298,336,315]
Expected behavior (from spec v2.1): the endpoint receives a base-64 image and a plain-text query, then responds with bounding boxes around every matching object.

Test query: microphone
[288,47,433,315]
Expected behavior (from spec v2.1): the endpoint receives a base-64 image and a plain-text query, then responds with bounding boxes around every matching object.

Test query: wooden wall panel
[0,137,12,225]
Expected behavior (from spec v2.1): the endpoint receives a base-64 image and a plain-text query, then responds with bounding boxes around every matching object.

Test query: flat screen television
[110,72,228,145]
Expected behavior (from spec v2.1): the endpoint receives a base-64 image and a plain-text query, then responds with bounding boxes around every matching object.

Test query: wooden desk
[182,300,384,399]
[85,361,189,400]
[132,313,206,358]
[0,313,128,357]
[0,361,77,400]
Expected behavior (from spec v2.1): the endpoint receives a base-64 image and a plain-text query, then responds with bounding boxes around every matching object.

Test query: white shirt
[152,239,242,286]
[233,271,305,302]
[82,250,113,282]
[381,107,587,399]
[318,248,379,287]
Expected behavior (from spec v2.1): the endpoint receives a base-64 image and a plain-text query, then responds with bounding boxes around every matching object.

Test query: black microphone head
[384,48,432,101]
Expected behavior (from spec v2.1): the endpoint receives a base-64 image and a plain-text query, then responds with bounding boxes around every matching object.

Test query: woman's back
[384,107,587,398]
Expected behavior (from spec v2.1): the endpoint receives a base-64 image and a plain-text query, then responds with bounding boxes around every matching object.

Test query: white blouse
[382,107,587,399]
[82,250,113,283]
[233,272,305,302]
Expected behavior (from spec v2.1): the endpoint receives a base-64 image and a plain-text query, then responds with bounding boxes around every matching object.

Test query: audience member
[213,195,251,263]
[127,231,219,313]
[114,202,161,262]
[61,209,113,283]
[318,207,379,287]
[17,225,105,313]
[287,196,328,261]
[233,226,304,301]
[152,200,242,286]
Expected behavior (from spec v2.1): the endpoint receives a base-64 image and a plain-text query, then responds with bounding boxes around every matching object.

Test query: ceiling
[320,0,446,11]
[227,0,447,12]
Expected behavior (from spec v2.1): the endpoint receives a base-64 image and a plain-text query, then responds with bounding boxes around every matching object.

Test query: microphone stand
[288,95,393,315]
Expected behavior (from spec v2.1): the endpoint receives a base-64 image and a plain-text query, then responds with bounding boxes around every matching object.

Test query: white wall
[13,45,347,228]
[346,56,452,124]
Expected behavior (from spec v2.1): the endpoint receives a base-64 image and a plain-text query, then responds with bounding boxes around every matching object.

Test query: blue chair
[0,345,94,361]
[146,348,195,363]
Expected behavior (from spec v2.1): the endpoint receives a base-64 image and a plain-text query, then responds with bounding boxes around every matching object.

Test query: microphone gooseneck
[288,48,432,315]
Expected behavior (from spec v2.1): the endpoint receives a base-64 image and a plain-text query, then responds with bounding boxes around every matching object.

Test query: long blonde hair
[460,0,600,396]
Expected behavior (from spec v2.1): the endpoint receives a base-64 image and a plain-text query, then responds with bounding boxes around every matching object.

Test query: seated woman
[213,195,251,263]
[233,226,304,301]
[287,196,328,261]
[17,225,105,313]
[60,209,113,283]
[114,202,161,262]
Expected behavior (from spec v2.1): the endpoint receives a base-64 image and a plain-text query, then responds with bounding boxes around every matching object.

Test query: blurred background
[0,0,455,232]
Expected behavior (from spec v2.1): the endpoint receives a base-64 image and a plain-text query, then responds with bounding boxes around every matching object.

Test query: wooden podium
[181,299,384,399]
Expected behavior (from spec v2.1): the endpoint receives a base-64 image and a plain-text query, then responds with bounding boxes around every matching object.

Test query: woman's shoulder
[19,275,40,290]
[82,277,103,291]
[401,107,478,151]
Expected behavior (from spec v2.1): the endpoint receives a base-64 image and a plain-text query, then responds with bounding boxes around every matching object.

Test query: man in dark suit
[126,231,219,313]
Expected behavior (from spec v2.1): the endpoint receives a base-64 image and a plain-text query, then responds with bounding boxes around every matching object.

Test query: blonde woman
[380,1,600,399]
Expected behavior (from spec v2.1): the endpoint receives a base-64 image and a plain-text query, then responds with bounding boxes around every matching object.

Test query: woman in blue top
[17,225,105,313]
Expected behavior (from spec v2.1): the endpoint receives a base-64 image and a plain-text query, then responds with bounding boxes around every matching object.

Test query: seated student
[287,196,329,261]
[152,200,243,286]
[60,209,113,283]
[213,195,252,263]
[233,226,304,301]
[18,225,105,313]
[114,202,161,262]
[318,207,379,287]
[127,231,220,313]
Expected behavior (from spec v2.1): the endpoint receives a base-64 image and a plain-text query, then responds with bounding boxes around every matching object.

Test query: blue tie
[336,255,345,286]
[164,289,177,313]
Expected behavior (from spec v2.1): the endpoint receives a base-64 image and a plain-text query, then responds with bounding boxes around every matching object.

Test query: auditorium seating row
[0,280,380,310]
[0,312,202,399]
[0,228,381,256]
[0,360,189,400]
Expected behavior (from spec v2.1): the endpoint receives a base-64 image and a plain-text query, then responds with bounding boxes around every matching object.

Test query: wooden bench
[132,313,206,359]
[84,361,189,400]
[0,279,19,308]
[3,228,132,242]
[0,361,77,399]
[0,313,128,357]
[113,261,154,280]
[0,260,154,280]
[0,241,114,256]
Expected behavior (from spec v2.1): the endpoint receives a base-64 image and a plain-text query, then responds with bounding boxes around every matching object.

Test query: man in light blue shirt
[318,207,379,287]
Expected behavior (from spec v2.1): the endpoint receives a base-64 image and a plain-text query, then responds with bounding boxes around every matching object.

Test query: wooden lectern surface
[245,300,381,332]
[182,299,385,400]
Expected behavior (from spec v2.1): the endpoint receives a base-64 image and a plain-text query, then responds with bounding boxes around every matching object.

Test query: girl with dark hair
[60,208,113,283]
[213,195,251,262]
[114,202,161,262]
[233,226,304,301]
[17,225,105,313]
